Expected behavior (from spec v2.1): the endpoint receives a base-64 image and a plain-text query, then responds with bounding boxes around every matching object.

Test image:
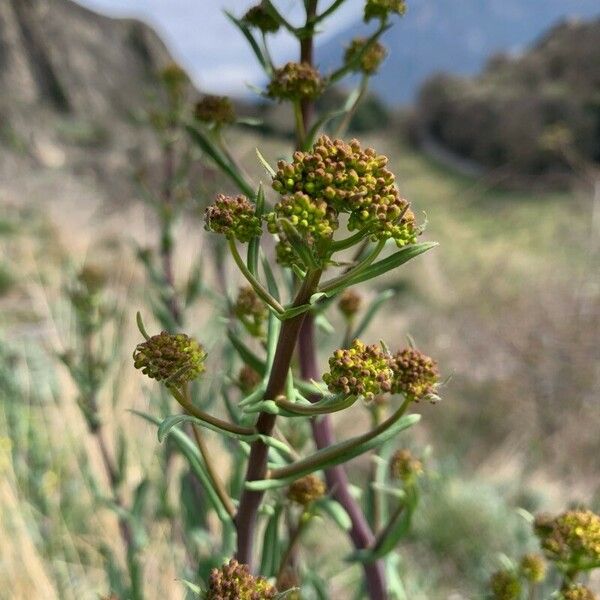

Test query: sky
[77,0,364,94]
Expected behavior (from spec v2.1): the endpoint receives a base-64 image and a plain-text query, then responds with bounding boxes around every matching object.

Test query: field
[1,128,598,598]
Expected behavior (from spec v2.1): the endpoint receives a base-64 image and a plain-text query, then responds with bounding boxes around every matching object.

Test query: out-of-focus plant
[59,265,146,600]
[486,508,600,600]
[129,2,452,598]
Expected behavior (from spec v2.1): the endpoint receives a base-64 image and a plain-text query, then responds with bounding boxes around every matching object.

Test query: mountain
[318,0,600,105]
[0,0,179,196]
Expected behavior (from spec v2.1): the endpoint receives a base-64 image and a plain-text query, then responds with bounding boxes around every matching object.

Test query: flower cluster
[519,553,546,583]
[323,339,393,400]
[287,475,326,506]
[242,3,280,33]
[338,289,363,319]
[207,559,277,600]
[159,63,188,93]
[204,195,262,242]
[390,449,423,483]
[364,0,407,22]
[390,347,439,401]
[345,38,388,75]
[488,570,521,600]
[267,62,323,101]
[194,95,236,125]
[133,331,206,386]
[234,286,268,337]
[562,585,597,600]
[270,135,417,264]
[534,510,600,568]
[238,365,261,394]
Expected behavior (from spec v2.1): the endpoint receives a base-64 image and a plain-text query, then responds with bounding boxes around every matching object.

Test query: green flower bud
[207,559,277,600]
[204,194,262,242]
[234,286,268,338]
[242,3,280,33]
[390,449,423,483]
[345,38,388,75]
[133,331,206,386]
[338,289,362,320]
[535,510,600,567]
[364,0,407,22]
[287,474,326,506]
[323,339,393,401]
[390,347,439,402]
[194,95,236,126]
[488,570,521,600]
[519,553,546,583]
[562,585,597,600]
[267,62,323,101]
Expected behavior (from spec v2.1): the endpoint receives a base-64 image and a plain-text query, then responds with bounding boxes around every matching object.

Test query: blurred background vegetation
[0,0,598,598]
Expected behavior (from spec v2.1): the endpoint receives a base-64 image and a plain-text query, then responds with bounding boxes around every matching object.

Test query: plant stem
[298,316,388,599]
[276,511,310,587]
[235,270,322,567]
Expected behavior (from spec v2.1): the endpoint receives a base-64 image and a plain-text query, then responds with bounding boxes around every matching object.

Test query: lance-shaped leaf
[260,505,283,577]
[246,414,420,491]
[224,11,272,75]
[256,148,276,178]
[157,413,295,460]
[227,330,266,375]
[132,410,233,526]
[261,253,281,301]
[247,184,265,276]
[314,497,352,532]
[186,124,255,197]
[320,242,437,297]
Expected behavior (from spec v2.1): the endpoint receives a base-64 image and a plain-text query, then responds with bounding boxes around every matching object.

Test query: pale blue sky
[76,0,363,94]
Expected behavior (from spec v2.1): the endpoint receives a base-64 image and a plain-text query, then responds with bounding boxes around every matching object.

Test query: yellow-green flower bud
[194,95,236,125]
[364,0,407,22]
[204,194,262,242]
[242,3,280,33]
[323,339,393,401]
[535,509,600,567]
[390,347,439,402]
[338,289,362,320]
[287,475,326,506]
[390,449,423,482]
[207,559,277,599]
[159,63,188,93]
[519,553,546,583]
[562,585,597,600]
[133,331,206,386]
[488,570,521,600]
[267,62,323,101]
[345,38,388,75]
[234,286,268,338]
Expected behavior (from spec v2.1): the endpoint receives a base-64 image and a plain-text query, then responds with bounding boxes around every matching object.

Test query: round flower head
[133,331,206,387]
[194,95,235,126]
[519,553,546,583]
[345,38,388,75]
[323,339,393,401]
[364,0,407,22]
[267,62,323,101]
[488,570,521,600]
[562,585,597,600]
[207,559,277,600]
[534,509,600,568]
[234,286,268,337]
[390,347,439,402]
[338,289,363,320]
[160,63,188,93]
[242,3,280,33]
[204,194,262,242]
[238,365,261,394]
[390,449,423,483]
[287,474,326,506]
[271,135,418,254]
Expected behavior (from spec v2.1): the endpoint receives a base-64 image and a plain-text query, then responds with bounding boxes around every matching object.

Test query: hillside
[410,18,600,184]
[0,0,179,199]
[318,0,599,104]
